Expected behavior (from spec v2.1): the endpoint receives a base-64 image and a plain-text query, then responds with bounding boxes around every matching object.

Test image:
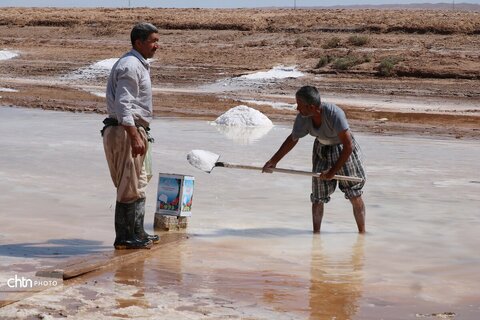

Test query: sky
[0,0,479,8]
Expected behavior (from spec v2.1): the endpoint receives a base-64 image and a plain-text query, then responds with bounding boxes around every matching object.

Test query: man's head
[130,22,159,59]
[295,86,321,117]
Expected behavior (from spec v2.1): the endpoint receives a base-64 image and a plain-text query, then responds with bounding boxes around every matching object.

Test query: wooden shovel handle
[216,162,364,183]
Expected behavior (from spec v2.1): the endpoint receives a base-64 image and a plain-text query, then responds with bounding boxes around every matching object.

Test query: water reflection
[214,125,273,145]
[111,235,186,311]
[113,257,150,311]
[309,235,365,319]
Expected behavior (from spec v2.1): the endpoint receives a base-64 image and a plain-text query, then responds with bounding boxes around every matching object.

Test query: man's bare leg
[350,196,366,233]
[312,202,324,233]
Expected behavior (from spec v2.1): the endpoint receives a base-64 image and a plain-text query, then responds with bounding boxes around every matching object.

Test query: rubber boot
[135,198,160,243]
[113,201,127,249]
[114,202,152,250]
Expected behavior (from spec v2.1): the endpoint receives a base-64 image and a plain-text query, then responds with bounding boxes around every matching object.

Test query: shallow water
[0,106,479,318]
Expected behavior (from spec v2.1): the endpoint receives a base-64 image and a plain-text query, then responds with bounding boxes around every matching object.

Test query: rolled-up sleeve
[114,67,138,126]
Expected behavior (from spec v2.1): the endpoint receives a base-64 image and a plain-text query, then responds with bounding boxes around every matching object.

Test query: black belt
[100,117,154,142]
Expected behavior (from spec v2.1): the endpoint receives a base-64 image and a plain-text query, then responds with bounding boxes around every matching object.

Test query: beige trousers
[103,126,148,203]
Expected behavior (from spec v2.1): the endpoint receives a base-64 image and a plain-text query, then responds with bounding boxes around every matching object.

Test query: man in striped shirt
[263,86,366,234]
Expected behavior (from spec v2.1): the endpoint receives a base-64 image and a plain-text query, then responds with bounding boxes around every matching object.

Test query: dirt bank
[0,8,478,139]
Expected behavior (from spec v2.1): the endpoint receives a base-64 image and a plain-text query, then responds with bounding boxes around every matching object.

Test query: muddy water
[0,106,479,319]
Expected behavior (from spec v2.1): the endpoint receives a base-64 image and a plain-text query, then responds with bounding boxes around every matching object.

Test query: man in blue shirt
[263,86,366,233]
[102,23,160,249]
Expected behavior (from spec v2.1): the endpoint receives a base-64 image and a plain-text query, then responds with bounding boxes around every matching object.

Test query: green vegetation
[348,35,369,46]
[294,37,311,48]
[377,56,402,76]
[322,36,342,49]
[332,54,371,70]
[315,55,333,68]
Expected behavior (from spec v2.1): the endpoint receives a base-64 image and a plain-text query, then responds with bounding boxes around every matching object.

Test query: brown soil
[0,8,478,139]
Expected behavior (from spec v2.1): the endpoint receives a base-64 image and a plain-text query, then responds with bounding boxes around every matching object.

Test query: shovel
[186,149,364,183]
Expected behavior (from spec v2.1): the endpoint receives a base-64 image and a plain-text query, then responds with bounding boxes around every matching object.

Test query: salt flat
[0,106,479,318]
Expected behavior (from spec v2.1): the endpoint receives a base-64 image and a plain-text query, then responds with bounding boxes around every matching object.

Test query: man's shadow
[0,239,110,259]
[308,235,365,320]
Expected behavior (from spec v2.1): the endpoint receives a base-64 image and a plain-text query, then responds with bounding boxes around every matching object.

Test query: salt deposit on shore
[240,99,296,110]
[0,50,18,61]
[0,88,18,93]
[65,57,157,81]
[240,65,304,80]
[203,65,305,92]
[65,58,118,80]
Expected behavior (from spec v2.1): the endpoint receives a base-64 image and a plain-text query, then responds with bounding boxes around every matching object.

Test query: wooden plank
[1,291,38,308]
[35,232,188,280]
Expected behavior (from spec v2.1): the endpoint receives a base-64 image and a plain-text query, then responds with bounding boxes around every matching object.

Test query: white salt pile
[213,106,274,144]
[215,125,273,145]
[65,58,118,80]
[0,50,18,61]
[240,65,304,80]
[187,149,220,173]
[0,88,18,92]
[214,105,273,127]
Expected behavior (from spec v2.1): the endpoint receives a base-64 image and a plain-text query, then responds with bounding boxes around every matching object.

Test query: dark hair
[130,22,158,46]
[296,85,321,107]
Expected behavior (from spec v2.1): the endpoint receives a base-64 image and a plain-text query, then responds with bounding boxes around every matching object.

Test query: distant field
[1,7,480,34]
[0,8,478,138]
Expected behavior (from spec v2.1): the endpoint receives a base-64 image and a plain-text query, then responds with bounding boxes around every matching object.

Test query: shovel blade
[186,149,220,173]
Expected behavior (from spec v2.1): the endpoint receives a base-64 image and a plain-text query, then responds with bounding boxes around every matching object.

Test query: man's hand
[320,169,336,180]
[262,160,277,173]
[321,129,353,180]
[123,125,146,157]
[262,134,299,173]
[130,134,146,157]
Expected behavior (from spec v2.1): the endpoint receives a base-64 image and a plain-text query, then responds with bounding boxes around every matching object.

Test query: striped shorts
[311,136,366,203]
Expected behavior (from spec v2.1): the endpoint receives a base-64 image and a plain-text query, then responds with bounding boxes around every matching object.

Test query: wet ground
[0,106,479,319]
